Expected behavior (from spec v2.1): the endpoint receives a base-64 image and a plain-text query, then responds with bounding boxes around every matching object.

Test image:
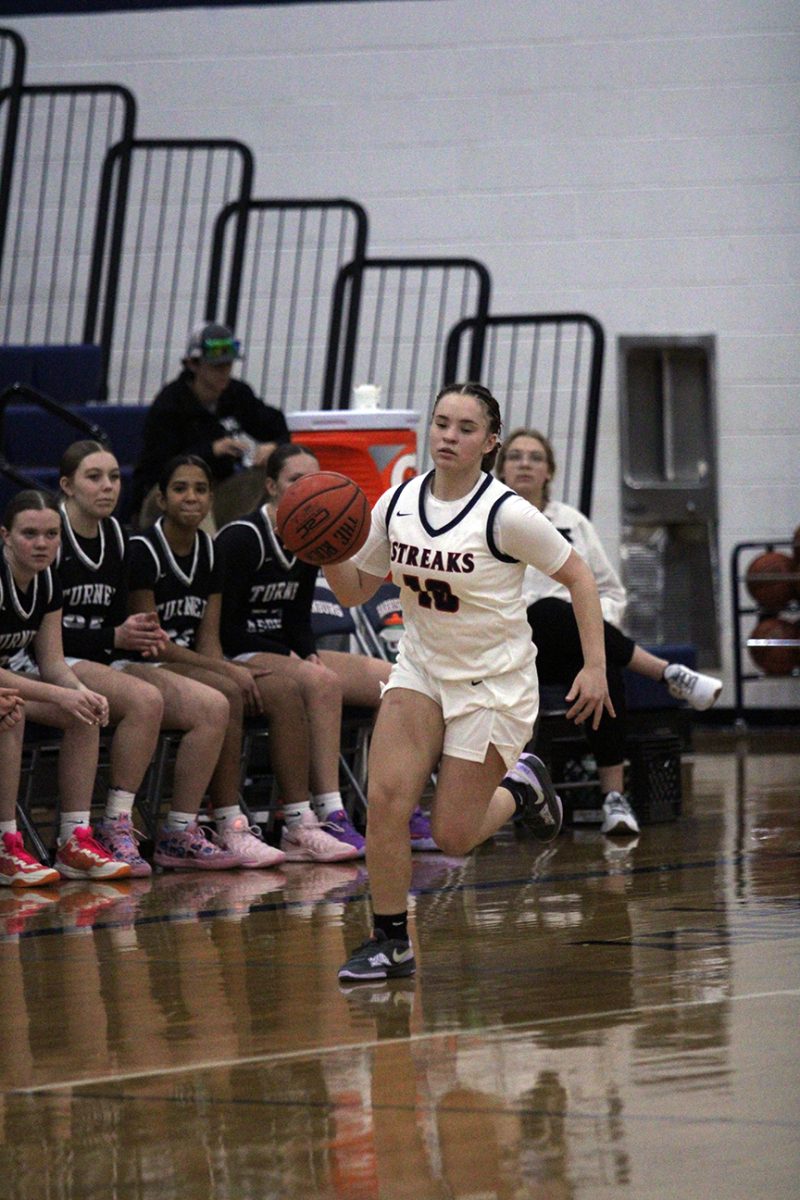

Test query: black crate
[549,736,603,825]
[627,733,682,823]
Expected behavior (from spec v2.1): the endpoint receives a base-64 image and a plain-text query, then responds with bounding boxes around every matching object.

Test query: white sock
[214,805,242,830]
[59,812,91,844]
[283,801,313,828]
[0,820,17,837]
[165,810,196,832]
[312,792,344,820]
[105,788,136,820]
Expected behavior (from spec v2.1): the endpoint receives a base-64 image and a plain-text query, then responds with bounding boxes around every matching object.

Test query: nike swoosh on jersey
[395,511,413,517]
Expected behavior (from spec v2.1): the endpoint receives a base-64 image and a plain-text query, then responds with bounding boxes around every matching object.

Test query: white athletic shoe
[601,792,640,836]
[216,814,287,869]
[663,664,722,711]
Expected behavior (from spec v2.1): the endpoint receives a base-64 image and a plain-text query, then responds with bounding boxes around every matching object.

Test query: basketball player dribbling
[325,382,614,983]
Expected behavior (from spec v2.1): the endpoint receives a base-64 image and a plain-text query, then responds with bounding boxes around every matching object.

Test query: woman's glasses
[503,450,548,464]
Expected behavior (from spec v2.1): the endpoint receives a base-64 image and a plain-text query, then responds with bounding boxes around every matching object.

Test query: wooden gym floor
[0,731,797,1200]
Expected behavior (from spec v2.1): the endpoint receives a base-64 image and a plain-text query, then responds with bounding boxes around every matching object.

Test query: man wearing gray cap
[132,323,289,529]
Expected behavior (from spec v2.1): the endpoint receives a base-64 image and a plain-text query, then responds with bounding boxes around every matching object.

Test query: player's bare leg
[21,698,100,813]
[338,689,441,983]
[162,663,245,810]
[431,746,513,856]
[252,672,311,806]
[243,652,342,793]
[318,649,390,707]
[123,665,228,813]
[364,688,442,913]
[71,661,163,793]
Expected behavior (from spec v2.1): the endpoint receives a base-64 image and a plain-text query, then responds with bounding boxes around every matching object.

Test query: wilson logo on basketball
[296,505,331,538]
[276,471,370,565]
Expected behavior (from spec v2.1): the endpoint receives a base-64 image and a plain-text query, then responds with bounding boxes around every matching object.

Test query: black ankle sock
[502,776,529,819]
[373,911,408,942]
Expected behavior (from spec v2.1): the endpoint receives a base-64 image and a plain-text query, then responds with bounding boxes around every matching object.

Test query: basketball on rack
[276,471,370,565]
[747,616,800,676]
[744,550,795,612]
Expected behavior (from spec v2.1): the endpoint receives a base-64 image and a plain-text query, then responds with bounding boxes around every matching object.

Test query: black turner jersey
[128,519,219,650]
[57,503,128,663]
[0,553,60,668]
[215,505,318,658]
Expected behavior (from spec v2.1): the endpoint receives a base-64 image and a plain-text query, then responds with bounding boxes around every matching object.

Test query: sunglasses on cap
[201,336,241,361]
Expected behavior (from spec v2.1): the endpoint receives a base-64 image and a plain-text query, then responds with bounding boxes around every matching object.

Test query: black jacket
[132,372,289,510]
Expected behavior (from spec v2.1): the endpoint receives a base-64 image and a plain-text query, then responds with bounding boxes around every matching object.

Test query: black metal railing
[86,137,254,404]
[0,82,136,349]
[0,382,111,457]
[323,256,491,448]
[206,197,368,412]
[0,27,26,282]
[444,312,604,516]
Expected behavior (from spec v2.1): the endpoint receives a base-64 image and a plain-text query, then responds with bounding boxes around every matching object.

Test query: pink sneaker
[94,814,152,878]
[0,888,58,938]
[55,827,132,881]
[0,831,60,888]
[215,813,287,869]
[58,881,131,932]
[280,810,360,863]
[153,822,241,871]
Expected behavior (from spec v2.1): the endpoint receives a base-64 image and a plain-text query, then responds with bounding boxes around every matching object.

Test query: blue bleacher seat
[0,344,102,404]
[1,402,148,522]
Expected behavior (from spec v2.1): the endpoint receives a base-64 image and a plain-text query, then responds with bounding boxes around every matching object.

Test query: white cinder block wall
[7,1,800,704]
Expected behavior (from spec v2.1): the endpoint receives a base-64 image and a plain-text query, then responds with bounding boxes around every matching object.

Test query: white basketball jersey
[358,470,556,684]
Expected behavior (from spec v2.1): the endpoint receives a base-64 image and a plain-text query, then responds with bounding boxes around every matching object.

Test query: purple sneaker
[94,814,152,878]
[153,822,241,871]
[318,809,366,858]
[409,806,439,852]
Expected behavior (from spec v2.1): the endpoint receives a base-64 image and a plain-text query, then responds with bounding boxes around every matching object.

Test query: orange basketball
[747,616,800,676]
[744,551,795,612]
[276,471,370,565]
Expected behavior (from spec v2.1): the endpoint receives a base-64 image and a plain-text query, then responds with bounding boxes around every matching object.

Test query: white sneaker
[663,663,722,711]
[216,814,287,869]
[280,810,360,863]
[601,792,640,836]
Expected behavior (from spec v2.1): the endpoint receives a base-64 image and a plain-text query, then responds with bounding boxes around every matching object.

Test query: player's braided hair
[434,382,502,472]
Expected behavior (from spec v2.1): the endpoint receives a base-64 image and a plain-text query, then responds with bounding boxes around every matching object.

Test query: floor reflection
[0,745,797,1199]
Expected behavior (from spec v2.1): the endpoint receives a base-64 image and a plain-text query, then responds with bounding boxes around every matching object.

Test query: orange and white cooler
[287,409,419,506]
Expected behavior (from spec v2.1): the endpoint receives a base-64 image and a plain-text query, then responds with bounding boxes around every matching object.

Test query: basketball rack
[730,539,800,726]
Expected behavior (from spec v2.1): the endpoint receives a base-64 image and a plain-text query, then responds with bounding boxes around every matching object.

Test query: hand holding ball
[276,472,370,565]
